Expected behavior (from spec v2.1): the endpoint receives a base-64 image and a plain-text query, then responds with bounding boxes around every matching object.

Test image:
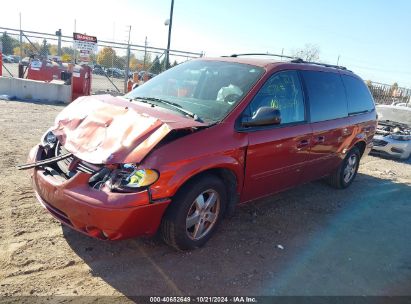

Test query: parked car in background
[20,56,377,250]
[92,65,106,76]
[10,55,21,63]
[372,104,411,159]
[106,68,125,78]
[2,54,14,63]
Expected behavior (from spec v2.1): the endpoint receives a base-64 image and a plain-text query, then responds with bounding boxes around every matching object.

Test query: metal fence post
[124,45,130,93]
[124,26,131,93]
[56,29,62,56]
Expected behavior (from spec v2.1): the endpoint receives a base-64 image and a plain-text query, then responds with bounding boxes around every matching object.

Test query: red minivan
[21,56,377,250]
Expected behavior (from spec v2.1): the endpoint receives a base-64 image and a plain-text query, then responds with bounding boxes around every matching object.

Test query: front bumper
[371,135,411,160]
[28,145,170,240]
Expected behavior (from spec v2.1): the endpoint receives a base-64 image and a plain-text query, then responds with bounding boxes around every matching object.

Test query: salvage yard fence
[2,26,411,103]
[366,81,411,105]
[0,26,203,94]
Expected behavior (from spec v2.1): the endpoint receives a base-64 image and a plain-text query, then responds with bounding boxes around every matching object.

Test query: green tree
[172,60,178,67]
[61,46,75,56]
[149,55,162,74]
[1,32,19,54]
[97,47,116,68]
[39,39,50,57]
[160,56,171,71]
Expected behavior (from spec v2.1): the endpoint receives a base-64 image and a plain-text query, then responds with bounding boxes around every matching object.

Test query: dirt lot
[0,99,410,298]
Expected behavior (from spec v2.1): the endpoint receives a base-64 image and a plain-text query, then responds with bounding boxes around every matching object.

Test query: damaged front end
[372,120,411,159]
[17,94,208,240]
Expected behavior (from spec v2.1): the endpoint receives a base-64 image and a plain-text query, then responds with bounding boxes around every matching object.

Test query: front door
[240,70,312,202]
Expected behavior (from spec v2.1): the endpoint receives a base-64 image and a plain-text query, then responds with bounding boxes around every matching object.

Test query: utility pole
[165,0,174,71]
[73,19,76,64]
[124,25,131,93]
[56,29,62,56]
[143,36,147,71]
[337,55,340,66]
[19,12,22,63]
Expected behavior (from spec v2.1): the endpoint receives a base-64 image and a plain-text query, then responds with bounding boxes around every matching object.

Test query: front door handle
[315,136,325,144]
[297,139,310,150]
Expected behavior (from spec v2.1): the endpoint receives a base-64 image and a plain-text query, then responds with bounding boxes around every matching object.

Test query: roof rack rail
[225,53,300,60]
[223,53,350,71]
[291,58,348,71]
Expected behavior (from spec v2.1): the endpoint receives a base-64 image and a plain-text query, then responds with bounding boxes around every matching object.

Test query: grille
[373,139,388,147]
[55,142,100,177]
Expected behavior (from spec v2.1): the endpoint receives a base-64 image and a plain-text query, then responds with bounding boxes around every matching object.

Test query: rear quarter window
[301,71,348,122]
[342,75,375,114]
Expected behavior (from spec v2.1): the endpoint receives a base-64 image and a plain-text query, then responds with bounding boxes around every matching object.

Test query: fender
[148,150,246,201]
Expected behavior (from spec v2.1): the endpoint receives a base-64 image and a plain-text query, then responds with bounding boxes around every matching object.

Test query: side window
[342,75,375,114]
[301,71,348,122]
[247,70,305,124]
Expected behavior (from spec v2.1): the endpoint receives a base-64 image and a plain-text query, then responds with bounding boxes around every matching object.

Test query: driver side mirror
[241,107,281,127]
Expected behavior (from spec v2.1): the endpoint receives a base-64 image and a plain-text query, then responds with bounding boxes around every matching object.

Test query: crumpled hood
[51,95,206,164]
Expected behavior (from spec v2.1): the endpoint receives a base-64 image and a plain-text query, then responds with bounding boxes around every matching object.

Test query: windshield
[124,60,264,123]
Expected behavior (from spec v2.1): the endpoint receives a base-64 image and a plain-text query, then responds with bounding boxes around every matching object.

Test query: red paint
[26,61,91,101]
[27,58,377,240]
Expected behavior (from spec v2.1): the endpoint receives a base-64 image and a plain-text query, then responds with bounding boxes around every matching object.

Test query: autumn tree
[49,45,58,56]
[292,43,320,61]
[97,47,116,68]
[61,53,72,62]
[129,54,143,71]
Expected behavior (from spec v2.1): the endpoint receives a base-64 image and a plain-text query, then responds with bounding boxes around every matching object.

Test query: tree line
[1,32,177,73]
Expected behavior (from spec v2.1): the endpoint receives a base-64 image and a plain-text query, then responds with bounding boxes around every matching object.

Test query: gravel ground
[0,99,410,298]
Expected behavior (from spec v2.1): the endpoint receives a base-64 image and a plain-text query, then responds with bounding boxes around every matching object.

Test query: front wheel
[160,175,227,250]
[327,147,361,189]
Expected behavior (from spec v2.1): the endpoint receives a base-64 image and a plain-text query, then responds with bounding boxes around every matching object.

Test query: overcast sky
[2,0,411,87]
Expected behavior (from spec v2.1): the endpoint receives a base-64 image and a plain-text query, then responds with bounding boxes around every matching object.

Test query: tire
[327,147,361,189]
[161,175,227,250]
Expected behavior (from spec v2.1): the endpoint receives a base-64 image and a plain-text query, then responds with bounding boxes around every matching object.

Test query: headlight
[389,134,411,141]
[105,164,159,192]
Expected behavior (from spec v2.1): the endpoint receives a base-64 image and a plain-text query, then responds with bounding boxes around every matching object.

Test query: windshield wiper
[132,96,203,122]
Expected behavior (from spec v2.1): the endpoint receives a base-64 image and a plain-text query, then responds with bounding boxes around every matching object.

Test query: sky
[2,0,411,87]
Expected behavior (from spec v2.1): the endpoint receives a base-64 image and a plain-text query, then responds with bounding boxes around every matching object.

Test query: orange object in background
[127,79,133,92]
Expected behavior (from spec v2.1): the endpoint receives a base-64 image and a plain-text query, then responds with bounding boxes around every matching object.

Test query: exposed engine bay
[376,120,411,139]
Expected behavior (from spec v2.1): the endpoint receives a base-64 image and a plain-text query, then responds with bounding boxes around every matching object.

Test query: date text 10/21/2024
[149,296,258,303]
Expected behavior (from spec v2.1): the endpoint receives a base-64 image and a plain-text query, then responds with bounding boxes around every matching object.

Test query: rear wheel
[327,147,360,189]
[161,175,227,250]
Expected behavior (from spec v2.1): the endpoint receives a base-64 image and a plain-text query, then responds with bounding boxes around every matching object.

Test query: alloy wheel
[186,189,221,240]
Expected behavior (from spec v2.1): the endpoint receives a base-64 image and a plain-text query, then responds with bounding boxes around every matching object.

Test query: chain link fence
[1,26,202,94]
[2,27,411,104]
[367,81,411,106]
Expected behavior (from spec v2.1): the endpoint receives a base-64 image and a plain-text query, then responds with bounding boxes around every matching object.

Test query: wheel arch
[353,140,366,157]
[170,167,239,217]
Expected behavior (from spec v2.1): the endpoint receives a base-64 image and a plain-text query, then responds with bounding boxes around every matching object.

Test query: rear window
[301,71,348,122]
[342,75,375,114]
